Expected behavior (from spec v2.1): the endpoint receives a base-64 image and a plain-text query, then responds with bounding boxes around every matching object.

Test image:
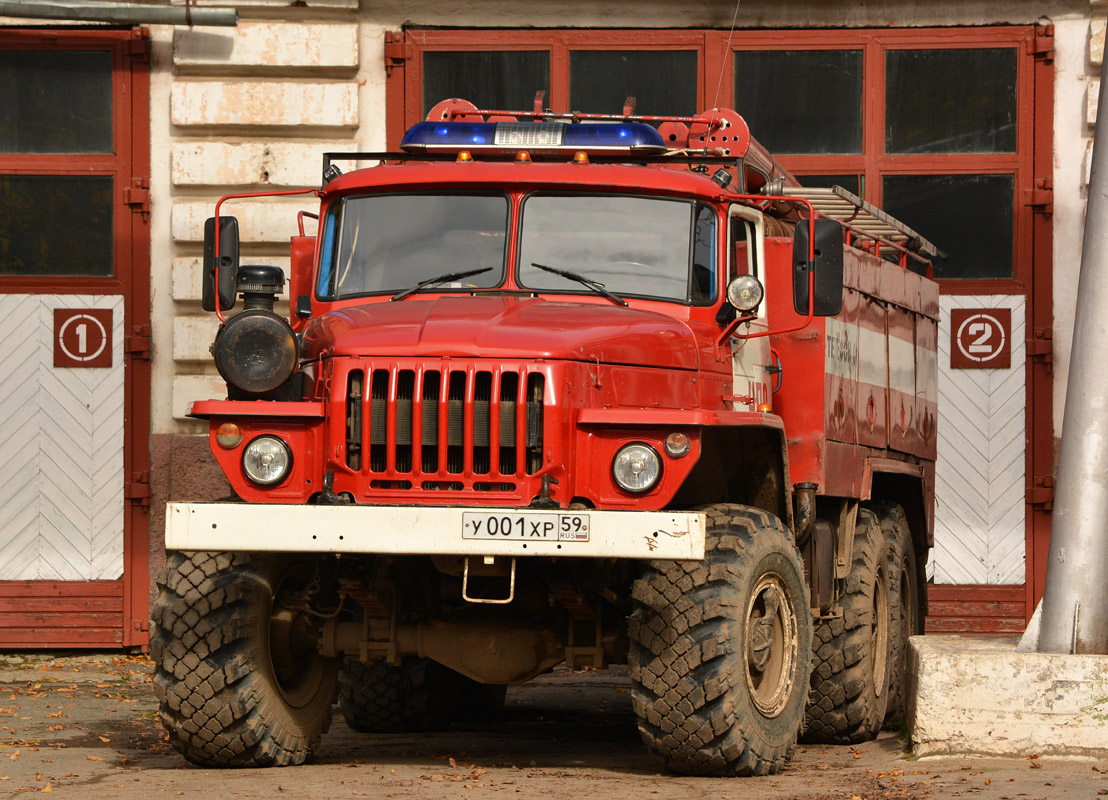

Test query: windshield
[322,193,508,299]
[517,194,717,304]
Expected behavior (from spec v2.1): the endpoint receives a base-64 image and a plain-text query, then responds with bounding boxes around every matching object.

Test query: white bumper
[165,502,706,561]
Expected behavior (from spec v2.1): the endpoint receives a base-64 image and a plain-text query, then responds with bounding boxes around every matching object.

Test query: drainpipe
[0,1,237,26]
[1034,18,1108,655]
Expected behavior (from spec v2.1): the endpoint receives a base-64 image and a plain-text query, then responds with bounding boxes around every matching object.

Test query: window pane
[570,50,697,116]
[0,51,112,153]
[518,194,701,303]
[795,174,861,195]
[0,175,113,276]
[733,50,862,154]
[886,49,1017,154]
[328,193,508,298]
[423,52,549,118]
[882,174,1013,280]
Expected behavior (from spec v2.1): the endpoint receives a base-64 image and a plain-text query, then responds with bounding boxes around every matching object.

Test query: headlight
[212,309,298,395]
[612,443,662,494]
[242,436,292,485]
[727,275,765,312]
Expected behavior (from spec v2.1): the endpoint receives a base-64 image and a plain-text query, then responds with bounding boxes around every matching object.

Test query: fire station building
[0,0,1096,647]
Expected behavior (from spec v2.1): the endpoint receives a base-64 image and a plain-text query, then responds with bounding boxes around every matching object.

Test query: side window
[729,212,760,281]
[691,203,716,304]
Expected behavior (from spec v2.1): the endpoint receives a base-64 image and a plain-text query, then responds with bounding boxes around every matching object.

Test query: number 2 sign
[950,308,1011,370]
[53,308,113,368]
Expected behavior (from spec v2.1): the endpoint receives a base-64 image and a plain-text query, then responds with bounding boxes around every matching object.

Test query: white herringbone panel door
[932,295,1026,585]
[0,295,124,581]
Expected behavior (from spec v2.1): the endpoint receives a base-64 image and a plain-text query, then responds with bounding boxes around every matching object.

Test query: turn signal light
[757,403,772,413]
[572,151,590,164]
[216,422,244,449]
[456,151,473,163]
[515,151,532,162]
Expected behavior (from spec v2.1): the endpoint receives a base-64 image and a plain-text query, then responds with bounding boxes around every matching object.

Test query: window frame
[0,30,135,290]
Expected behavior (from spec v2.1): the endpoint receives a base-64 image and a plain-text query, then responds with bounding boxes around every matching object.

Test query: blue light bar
[400,120,667,155]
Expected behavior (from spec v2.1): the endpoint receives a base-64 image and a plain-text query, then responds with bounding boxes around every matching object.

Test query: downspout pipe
[0,1,237,26]
[1034,14,1108,655]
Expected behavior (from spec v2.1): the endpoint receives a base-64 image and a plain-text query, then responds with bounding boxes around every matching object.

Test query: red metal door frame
[0,28,151,649]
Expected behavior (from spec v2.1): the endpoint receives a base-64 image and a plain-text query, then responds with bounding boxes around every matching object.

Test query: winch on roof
[400,120,667,156]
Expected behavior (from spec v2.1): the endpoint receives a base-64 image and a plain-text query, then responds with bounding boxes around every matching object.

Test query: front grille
[345,363,545,490]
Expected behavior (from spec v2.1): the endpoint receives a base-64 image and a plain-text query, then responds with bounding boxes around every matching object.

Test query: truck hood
[301,295,699,369]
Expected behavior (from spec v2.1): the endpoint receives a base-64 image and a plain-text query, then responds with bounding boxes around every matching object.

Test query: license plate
[462,512,591,542]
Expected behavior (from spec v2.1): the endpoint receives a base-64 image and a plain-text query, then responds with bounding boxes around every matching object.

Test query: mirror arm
[731,265,815,341]
[211,188,322,322]
[714,311,759,359]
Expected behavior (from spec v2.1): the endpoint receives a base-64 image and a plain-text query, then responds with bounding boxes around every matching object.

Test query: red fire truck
[153,98,939,776]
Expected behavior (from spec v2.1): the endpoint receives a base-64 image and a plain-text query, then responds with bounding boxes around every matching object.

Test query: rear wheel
[339,656,508,732]
[872,501,919,726]
[804,508,892,744]
[629,504,812,776]
[152,551,340,767]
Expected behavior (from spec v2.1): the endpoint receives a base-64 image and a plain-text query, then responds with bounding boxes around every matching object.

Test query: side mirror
[792,218,843,316]
[202,216,240,313]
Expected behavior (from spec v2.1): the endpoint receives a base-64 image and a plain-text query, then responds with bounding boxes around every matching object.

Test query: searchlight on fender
[400,120,667,156]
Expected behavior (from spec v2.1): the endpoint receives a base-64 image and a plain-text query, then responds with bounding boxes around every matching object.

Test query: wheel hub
[744,572,798,718]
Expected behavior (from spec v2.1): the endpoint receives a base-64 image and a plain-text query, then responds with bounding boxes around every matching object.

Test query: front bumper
[165,503,706,560]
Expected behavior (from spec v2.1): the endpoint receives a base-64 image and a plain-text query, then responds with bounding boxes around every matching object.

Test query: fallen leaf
[44,712,61,719]
[42,784,51,793]
[98,737,110,743]
[86,755,103,762]
[8,750,18,761]
[985,779,991,785]
[449,757,458,768]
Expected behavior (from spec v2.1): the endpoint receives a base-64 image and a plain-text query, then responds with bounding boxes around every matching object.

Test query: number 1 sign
[950,307,1012,370]
[53,308,113,368]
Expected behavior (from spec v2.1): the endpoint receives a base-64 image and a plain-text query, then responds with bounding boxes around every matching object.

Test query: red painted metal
[1026,24,1056,621]
[0,28,151,650]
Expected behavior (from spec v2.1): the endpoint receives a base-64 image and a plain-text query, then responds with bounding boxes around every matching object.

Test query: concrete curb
[909,634,1108,759]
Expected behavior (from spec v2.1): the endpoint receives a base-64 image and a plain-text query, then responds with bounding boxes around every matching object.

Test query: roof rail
[790,185,942,259]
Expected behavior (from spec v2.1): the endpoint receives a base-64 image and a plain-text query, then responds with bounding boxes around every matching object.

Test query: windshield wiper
[390,267,493,302]
[530,262,628,307]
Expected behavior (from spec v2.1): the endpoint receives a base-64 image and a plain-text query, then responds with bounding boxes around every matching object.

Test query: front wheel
[152,551,340,767]
[629,504,812,776]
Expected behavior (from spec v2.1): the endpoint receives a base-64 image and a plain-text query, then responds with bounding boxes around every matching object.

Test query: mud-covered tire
[629,504,812,776]
[804,508,892,744]
[338,656,443,732]
[871,502,919,726]
[151,551,340,767]
[339,657,506,732]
